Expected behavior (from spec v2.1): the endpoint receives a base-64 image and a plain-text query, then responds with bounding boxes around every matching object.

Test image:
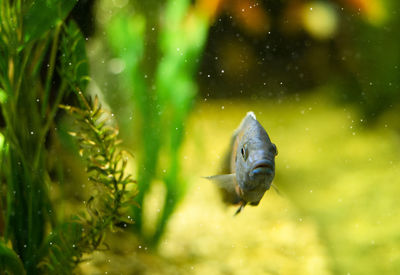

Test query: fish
[206,111,278,215]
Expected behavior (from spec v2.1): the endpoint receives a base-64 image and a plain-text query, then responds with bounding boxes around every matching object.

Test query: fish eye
[241,144,248,160]
[271,143,278,156]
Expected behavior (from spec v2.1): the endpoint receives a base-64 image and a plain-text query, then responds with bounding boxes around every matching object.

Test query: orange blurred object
[346,0,373,11]
[196,0,226,20]
[341,0,387,25]
[195,0,270,36]
[229,0,270,37]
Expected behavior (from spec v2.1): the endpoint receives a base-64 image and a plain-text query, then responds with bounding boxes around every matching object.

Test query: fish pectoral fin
[204,174,241,204]
[204,174,236,191]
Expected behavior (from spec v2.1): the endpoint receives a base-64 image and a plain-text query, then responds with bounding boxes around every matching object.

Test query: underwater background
[0,0,399,274]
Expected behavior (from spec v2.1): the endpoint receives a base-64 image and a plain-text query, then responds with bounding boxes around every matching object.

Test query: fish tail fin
[204,174,241,205]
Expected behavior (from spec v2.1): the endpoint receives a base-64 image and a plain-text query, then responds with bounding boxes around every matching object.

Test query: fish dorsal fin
[235,111,257,135]
[246,111,256,120]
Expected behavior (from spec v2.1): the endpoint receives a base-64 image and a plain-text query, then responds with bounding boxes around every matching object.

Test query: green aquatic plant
[0,241,26,275]
[0,0,79,273]
[104,0,212,247]
[60,94,137,232]
[37,93,137,274]
[0,0,136,273]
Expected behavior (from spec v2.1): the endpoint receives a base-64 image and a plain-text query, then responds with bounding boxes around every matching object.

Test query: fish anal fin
[234,202,246,216]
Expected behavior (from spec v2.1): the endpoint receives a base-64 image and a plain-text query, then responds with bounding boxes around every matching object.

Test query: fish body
[207,112,277,214]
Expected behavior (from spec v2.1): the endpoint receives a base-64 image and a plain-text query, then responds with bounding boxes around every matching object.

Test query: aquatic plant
[0,0,136,273]
[0,1,79,273]
[37,93,137,274]
[104,0,217,247]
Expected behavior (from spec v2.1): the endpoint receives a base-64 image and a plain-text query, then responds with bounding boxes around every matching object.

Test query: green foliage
[107,14,145,74]
[150,0,209,244]
[104,0,211,247]
[106,11,162,245]
[37,95,137,274]
[0,241,26,275]
[60,94,137,228]
[59,21,90,92]
[38,223,85,274]
[0,1,81,273]
[0,0,138,273]
[23,0,76,43]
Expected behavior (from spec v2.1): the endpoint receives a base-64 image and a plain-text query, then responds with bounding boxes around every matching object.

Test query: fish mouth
[250,159,274,176]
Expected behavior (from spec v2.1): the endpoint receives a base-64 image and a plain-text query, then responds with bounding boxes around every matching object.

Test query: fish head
[235,130,277,203]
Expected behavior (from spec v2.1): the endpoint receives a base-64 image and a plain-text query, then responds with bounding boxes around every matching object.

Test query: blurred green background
[1,0,400,274]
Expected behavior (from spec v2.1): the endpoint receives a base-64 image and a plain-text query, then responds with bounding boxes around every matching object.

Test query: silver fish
[207,111,277,215]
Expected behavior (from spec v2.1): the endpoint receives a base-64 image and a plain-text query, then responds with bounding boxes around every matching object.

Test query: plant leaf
[0,241,26,275]
[23,0,77,43]
[59,20,90,92]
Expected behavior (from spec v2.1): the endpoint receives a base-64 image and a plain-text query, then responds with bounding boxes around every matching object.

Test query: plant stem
[33,80,67,170]
[41,23,61,117]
